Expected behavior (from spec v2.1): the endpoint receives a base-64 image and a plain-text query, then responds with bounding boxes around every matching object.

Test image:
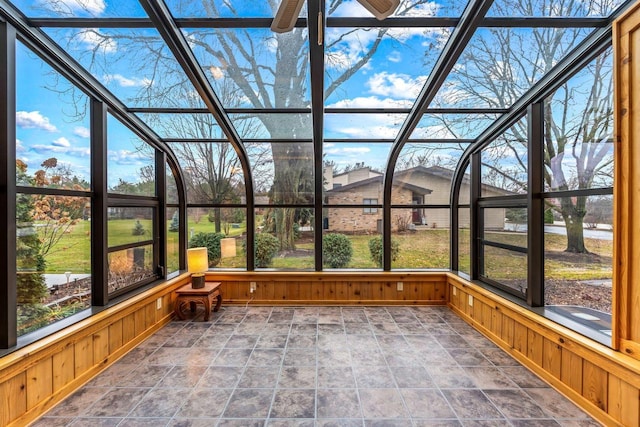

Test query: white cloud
[388,51,402,63]
[103,74,152,87]
[16,139,25,153]
[325,146,371,155]
[78,29,117,53]
[73,126,91,138]
[366,72,427,99]
[52,137,71,148]
[108,149,153,165]
[16,111,58,132]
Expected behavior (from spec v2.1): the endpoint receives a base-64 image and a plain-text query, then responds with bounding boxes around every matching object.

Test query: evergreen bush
[368,236,399,268]
[323,233,353,268]
[255,233,279,268]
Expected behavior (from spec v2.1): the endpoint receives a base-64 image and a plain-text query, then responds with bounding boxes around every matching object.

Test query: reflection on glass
[108,207,154,248]
[170,142,245,204]
[481,118,528,195]
[482,245,528,296]
[435,28,591,109]
[256,208,314,269]
[16,194,91,336]
[544,196,612,317]
[16,43,91,189]
[545,50,614,191]
[484,207,527,248]
[107,114,156,196]
[458,208,471,275]
[248,143,314,205]
[166,208,180,275]
[322,209,379,269]
[391,208,450,269]
[108,244,155,295]
[186,208,247,269]
[330,0,467,16]
[458,163,472,205]
[166,0,282,18]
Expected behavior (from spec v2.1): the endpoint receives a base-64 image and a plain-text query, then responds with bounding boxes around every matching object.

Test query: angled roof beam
[138,0,256,269]
[381,0,494,270]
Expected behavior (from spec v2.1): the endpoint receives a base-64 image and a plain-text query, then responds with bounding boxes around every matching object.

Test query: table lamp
[187,247,208,288]
[221,237,236,258]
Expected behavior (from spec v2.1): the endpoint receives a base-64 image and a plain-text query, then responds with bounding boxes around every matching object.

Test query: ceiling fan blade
[356,0,400,20]
[271,0,306,33]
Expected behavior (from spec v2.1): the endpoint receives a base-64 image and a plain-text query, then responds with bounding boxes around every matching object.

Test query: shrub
[323,233,353,268]
[132,220,146,236]
[368,236,399,268]
[188,232,225,267]
[255,233,279,268]
[544,208,554,224]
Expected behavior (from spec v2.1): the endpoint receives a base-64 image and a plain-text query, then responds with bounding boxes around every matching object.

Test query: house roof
[326,175,432,195]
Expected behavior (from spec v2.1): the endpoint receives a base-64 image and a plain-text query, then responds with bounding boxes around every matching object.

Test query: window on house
[363,199,378,214]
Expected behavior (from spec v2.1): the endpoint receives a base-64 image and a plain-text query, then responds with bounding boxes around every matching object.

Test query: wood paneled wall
[0,275,190,427]
[447,274,640,427]
[614,0,640,360]
[209,271,448,305]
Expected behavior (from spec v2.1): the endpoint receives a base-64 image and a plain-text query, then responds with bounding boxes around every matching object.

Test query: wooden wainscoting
[447,274,640,427]
[204,271,448,305]
[0,275,191,427]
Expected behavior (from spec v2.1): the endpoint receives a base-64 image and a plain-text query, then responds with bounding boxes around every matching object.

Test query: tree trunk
[560,196,588,253]
[214,208,221,234]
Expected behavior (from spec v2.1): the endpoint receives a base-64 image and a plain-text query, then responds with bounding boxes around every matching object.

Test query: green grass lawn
[40,220,613,282]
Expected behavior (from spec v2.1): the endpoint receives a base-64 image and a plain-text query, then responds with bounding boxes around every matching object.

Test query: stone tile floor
[34,306,600,426]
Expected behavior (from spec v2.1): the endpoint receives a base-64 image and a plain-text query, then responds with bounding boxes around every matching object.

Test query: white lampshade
[221,237,237,258]
[187,247,209,273]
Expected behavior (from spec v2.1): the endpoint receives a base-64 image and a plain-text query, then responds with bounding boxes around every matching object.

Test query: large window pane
[481,245,528,296]
[544,195,613,318]
[171,142,245,204]
[481,119,528,196]
[256,208,314,270]
[17,194,91,336]
[166,207,179,275]
[392,143,468,206]
[323,209,380,269]
[107,207,154,247]
[484,207,527,247]
[248,143,314,205]
[411,114,500,140]
[391,208,450,269]
[107,114,156,196]
[16,43,91,190]
[108,245,155,295]
[186,208,247,269]
[544,50,614,192]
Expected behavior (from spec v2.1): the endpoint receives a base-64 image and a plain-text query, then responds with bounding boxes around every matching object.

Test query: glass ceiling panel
[135,113,222,139]
[328,0,469,17]
[228,113,312,139]
[410,114,501,140]
[325,113,408,139]
[186,28,311,117]
[164,0,294,18]
[324,26,448,107]
[10,0,147,17]
[487,0,626,17]
[43,28,204,109]
[431,27,593,109]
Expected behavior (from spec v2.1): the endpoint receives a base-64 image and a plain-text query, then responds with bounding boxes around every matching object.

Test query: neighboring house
[323,165,508,232]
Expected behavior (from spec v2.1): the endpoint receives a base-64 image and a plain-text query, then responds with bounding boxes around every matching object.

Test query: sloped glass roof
[4,0,631,179]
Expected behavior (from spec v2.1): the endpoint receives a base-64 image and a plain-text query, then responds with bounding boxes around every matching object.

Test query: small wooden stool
[174,281,222,321]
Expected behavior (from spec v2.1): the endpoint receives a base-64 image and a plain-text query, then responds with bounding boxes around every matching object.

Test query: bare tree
[431,0,616,253]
